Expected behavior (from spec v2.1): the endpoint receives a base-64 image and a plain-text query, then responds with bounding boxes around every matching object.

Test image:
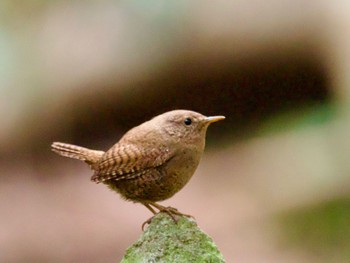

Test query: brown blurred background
[1,1,350,262]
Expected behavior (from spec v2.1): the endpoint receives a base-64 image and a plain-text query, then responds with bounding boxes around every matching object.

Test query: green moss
[121,213,225,263]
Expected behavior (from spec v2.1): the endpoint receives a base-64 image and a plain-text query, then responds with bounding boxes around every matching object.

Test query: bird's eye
[184,117,192,126]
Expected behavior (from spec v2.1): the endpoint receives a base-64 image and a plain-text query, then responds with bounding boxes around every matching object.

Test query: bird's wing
[91,143,173,183]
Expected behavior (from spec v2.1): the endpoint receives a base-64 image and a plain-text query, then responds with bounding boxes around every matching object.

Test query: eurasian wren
[52,110,225,227]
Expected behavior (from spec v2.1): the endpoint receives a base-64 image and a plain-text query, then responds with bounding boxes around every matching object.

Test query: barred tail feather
[51,142,104,165]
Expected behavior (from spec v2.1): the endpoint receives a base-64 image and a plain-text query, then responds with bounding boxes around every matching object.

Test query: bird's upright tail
[51,142,104,166]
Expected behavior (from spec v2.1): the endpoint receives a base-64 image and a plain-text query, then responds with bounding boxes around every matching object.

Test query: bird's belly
[106,155,200,202]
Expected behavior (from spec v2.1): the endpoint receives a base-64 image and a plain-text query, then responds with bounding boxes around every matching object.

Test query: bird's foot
[142,203,194,230]
[160,206,194,220]
[142,216,155,231]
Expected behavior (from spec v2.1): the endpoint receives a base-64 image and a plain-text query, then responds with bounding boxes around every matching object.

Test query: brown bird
[52,110,225,228]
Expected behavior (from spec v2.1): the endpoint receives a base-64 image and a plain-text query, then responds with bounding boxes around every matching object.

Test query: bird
[51,109,225,228]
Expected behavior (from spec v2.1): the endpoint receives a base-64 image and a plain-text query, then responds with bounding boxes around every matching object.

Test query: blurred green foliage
[278,197,350,262]
[258,103,335,136]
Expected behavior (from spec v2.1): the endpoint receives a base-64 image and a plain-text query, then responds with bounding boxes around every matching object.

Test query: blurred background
[1,1,350,262]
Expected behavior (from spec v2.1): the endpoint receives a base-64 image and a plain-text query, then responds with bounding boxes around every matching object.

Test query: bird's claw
[141,206,194,231]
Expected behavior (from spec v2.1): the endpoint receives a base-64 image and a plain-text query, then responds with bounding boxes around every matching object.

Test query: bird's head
[152,110,225,146]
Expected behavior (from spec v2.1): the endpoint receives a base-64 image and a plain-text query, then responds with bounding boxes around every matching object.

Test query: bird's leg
[144,203,157,214]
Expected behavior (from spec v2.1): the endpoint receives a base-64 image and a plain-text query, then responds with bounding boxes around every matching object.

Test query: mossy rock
[121,213,225,263]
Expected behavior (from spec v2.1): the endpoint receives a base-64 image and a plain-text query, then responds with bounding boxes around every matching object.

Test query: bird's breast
[163,146,202,186]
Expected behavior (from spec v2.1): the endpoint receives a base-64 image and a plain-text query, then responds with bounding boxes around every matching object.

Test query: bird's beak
[204,115,225,124]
